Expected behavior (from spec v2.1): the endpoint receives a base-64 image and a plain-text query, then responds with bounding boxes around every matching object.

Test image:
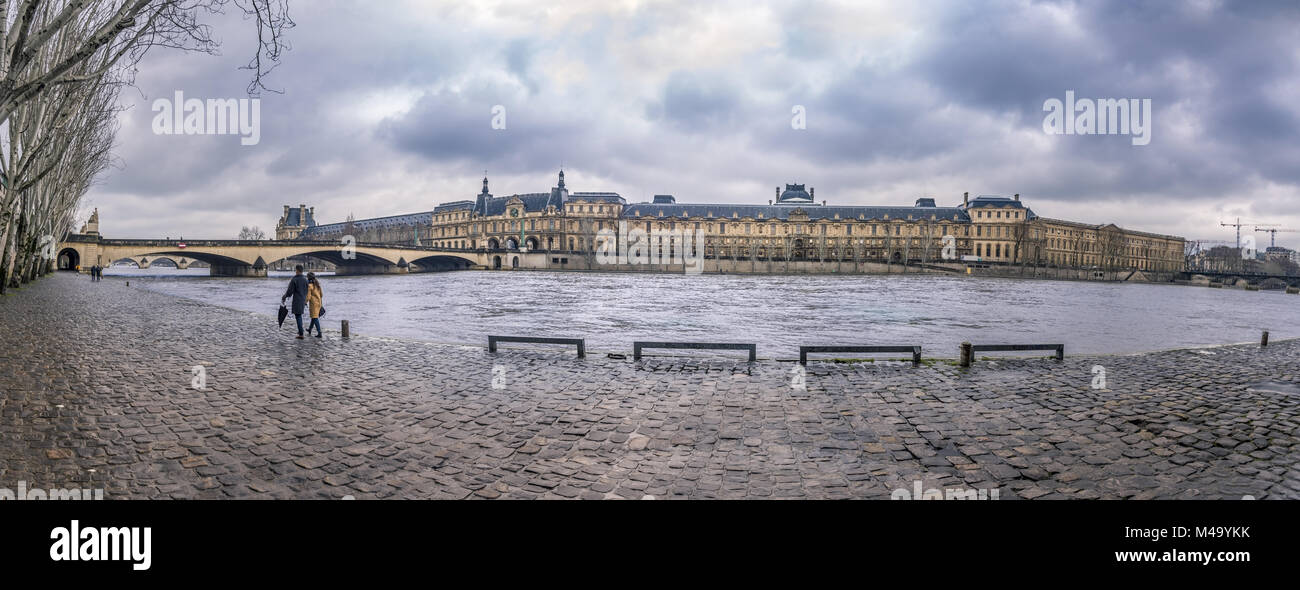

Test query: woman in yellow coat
[306,272,324,338]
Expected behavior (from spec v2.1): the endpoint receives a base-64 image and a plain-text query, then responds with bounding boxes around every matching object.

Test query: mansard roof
[282,207,316,228]
[621,202,971,222]
[963,195,1037,219]
[434,200,474,213]
[777,184,813,203]
[476,193,554,216]
[569,192,625,203]
[301,211,432,237]
[967,195,1028,208]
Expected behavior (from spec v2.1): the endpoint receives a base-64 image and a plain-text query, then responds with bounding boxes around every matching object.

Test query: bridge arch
[408,254,475,271]
[61,239,484,277]
[111,250,250,269]
[57,248,81,270]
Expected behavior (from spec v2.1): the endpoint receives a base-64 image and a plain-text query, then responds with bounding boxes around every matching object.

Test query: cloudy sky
[84,0,1300,249]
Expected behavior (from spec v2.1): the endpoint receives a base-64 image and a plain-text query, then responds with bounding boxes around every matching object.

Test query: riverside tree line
[0,0,291,293]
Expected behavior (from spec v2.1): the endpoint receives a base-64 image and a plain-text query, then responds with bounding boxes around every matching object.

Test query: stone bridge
[1179,270,1300,288]
[56,234,551,276]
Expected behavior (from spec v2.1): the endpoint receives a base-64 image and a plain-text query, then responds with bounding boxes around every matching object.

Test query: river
[101,267,1296,357]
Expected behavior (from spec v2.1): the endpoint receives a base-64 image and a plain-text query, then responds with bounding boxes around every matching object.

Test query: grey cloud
[82,0,1300,249]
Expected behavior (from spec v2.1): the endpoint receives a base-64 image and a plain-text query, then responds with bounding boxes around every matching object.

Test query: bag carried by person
[318,307,326,318]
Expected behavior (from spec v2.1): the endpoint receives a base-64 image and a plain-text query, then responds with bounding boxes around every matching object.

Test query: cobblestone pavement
[1,273,1298,499]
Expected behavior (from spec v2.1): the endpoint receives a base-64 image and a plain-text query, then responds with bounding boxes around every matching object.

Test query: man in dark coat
[281,264,310,339]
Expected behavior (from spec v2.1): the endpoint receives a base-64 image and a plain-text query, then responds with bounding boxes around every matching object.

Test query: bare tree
[0,0,292,291]
[238,225,266,240]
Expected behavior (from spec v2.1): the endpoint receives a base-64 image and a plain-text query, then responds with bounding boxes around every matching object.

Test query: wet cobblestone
[1,273,1297,499]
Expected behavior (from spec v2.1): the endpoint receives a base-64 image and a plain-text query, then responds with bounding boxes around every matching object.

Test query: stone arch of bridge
[408,254,477,271]
[101,249,252,269]
[56,248,81,270]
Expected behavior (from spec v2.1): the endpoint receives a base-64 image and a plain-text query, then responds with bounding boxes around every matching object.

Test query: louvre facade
[276,171,1185,273]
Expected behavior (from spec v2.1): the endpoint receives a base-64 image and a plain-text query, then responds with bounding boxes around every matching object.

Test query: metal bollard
[341,320,350,339]
[960,342,972,367]
[1261,330,1269,346]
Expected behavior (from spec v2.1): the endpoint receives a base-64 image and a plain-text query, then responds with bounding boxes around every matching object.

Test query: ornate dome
[777,183,813,203]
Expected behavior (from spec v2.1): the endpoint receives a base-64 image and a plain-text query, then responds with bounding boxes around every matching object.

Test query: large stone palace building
[277,171,1184,273]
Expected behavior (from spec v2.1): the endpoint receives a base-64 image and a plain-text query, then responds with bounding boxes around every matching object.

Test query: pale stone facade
[964,193,1183,272]
[277,172,1184,274]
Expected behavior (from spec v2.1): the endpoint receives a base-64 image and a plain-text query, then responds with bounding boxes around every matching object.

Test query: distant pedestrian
[281,264,309,339]
[306,272,324,338]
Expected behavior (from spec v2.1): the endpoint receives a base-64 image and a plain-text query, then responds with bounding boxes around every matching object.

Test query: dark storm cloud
[83,0,1300,247]
[647,71,743,131]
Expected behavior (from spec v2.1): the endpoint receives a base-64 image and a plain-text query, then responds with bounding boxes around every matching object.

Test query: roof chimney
[810,187,814,199]
[1014,193,1020,201]
[776,187,780,200]
[769,200,773,205]
[963,192,969,208]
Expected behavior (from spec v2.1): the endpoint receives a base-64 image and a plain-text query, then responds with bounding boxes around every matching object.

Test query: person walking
[306,272,324,338]
[281,265,309,339]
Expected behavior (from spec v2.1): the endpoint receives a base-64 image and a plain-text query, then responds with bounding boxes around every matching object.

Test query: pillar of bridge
[333,263,409,276]
[210,264,267,277]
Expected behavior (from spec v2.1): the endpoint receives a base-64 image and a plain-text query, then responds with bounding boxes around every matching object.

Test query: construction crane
[1221,218,1279,249]
[1253,227,1299,249]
